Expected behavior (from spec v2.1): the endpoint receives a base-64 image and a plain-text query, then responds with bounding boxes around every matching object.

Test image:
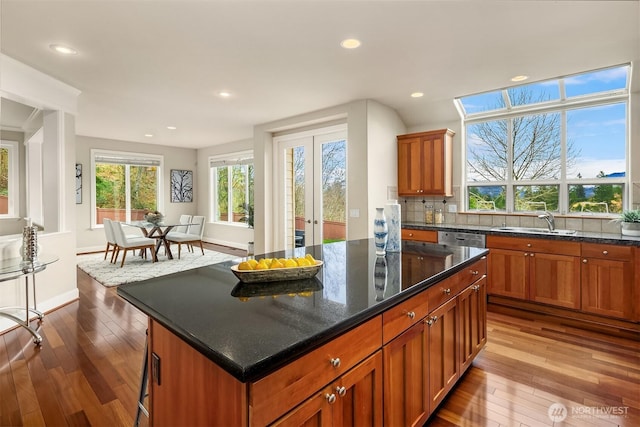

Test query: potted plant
[617,209,640,236]
[239,203,254,228]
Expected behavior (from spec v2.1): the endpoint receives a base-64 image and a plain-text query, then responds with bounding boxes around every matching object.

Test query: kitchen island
[118,238,488,426]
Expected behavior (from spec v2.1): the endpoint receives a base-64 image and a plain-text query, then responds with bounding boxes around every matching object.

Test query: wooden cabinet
[487,236,581,309]
[397,129,454,197]
[383,321,429,427]
[383,256,487,425]
[273,351,383,427]
[426,297,459,413]
[149,320,247,427]
[401,229,438,243]
[459,276,487,372]
[581,243,634,320]
[251,317,382,426]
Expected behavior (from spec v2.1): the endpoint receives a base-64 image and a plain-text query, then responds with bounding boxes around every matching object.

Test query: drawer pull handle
[530,253,535,257]
[583,259,588,263]
[330,358,341,368]
[602,250,608,255]
[470,270,479,275]
[527,243,532,248]
[443,288,451,295]
[409,233,414,237]
[336,386,347,397]
[326,393,336,404]
[407,311,416,319]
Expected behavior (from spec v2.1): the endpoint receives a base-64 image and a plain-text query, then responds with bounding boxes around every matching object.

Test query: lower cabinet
[427,297,460,413]
[383,260,487,426]
[383,321,429,427]
[272,351,383,427]
[459,277,487,372]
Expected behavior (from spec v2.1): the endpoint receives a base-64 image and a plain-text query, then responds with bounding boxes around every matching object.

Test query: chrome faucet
[538,211,555,231]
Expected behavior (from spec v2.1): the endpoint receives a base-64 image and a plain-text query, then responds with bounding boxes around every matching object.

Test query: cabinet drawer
[382,290,429,344]
[250,316,382,426]
[487,235,580,256]
[581,243,633,261]
[402,229,438,243]
[428,258,486,310]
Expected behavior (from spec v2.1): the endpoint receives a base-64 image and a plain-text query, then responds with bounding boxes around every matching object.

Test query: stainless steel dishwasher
[437,230,486,248]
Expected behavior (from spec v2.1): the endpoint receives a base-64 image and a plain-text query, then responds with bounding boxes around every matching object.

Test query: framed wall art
[170,169,193,203]
[75,163,82,204]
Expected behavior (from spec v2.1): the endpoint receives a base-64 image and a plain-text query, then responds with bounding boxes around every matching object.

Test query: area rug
[77,249,240,287]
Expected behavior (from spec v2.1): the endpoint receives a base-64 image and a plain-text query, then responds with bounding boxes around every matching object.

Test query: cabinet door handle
[527,243,532,248]
[430,315,438,324]
[473,285,480,292]
[583,259,588,263]
[470,270,479,275]
[407,311,416,319]
[425,318,434,326]
[524,253,528,257]
[330,358,341,368]
[443,288,451,295]
[530,253,535,257]
[326,393,337,404]
[335,386,347,397]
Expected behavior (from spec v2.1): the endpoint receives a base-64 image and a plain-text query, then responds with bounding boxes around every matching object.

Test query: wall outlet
[448,204,457,213]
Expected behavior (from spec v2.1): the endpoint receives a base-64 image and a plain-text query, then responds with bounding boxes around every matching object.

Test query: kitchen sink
[491,226,577,235]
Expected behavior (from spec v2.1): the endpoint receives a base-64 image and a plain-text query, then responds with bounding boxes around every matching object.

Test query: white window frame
[457,66,630,216]
[90,149,164,228]
[209,151,253,225]
[0,140,19,218]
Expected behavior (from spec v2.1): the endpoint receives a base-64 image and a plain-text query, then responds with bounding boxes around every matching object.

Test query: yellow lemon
[296,257,310,267]
[255,261,269,270]
[284,258,298,268]
[247,259,258,269]
[237,261,253,270]
[305,254,317,264]
[270,259,284,269]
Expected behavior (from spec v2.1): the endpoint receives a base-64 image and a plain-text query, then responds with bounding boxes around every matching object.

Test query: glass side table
[0,254,59,345]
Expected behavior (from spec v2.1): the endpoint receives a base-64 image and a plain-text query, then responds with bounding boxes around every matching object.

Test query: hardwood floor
[1,244,638,426]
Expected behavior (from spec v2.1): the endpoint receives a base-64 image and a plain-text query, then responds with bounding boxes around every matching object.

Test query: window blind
[95,154,161,166]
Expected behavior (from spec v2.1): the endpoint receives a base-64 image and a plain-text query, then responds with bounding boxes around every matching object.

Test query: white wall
[196,139,254,250]
[0,55,79,334]
[75,135,198,252]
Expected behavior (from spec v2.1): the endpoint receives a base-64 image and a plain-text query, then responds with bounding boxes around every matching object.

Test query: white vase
[621,222,640,236]
[385,200,401,252]
[374,208,388,256]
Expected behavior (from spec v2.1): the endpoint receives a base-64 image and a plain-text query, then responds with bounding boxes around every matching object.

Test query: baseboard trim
[0,288,79,334]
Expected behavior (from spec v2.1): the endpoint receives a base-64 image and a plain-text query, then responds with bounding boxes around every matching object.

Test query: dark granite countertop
[403,222,640,246]
[117,238,488,383]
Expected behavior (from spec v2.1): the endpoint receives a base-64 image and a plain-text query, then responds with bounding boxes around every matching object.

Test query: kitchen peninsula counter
[118,238,487,382]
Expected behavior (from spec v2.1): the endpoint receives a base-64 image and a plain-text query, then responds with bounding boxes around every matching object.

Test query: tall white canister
[385,200,401,252]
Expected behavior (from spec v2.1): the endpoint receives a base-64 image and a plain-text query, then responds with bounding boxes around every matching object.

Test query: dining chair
[166,215,205,259]
[103,218,118,263]
[112,221,157,267]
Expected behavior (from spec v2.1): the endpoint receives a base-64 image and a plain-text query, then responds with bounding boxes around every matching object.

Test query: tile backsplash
[400,185,624,235]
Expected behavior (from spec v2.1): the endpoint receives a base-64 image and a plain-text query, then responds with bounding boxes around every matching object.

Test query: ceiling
[1,0,639,149]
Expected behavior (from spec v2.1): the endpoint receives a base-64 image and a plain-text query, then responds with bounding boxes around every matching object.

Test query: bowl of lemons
[230,254,322,283]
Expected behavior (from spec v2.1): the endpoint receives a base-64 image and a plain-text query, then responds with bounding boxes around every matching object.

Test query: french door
[276,125,347,250]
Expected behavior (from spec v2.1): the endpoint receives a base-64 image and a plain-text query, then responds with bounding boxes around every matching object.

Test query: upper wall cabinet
[397,129,454,197]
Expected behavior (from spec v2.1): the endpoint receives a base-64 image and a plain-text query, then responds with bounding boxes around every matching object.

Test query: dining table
[125,221,191,261]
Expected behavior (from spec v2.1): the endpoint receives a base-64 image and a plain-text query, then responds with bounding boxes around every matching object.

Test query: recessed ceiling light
[167,126,177,130]
[411,92,424,98]
[511,75,529,82]
[144,134,153,138]
[49,44,78,55]
[218,91,232,98]
[340,38,361,49]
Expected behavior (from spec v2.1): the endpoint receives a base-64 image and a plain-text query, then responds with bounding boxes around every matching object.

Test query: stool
[135,331,149,426]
